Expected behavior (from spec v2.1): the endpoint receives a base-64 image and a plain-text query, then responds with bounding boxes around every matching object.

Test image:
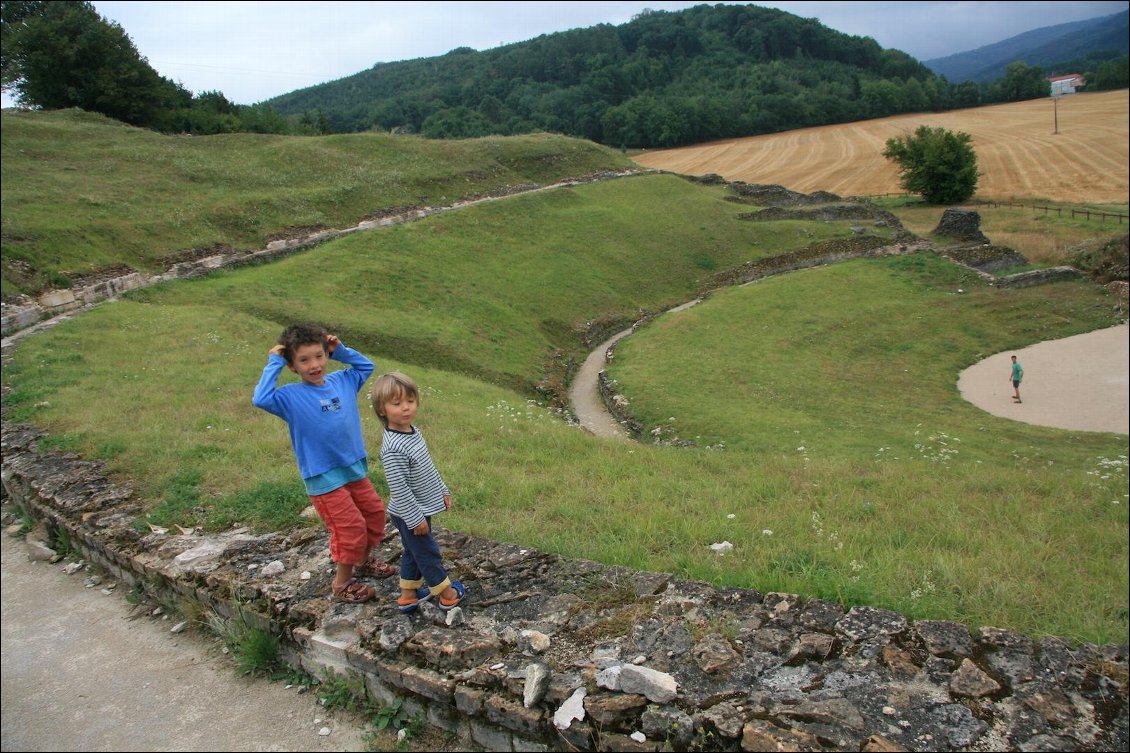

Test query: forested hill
[264,4,954,149]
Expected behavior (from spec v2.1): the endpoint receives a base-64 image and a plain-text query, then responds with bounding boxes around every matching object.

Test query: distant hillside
[263,4,943,148]
[925,10,1128,83]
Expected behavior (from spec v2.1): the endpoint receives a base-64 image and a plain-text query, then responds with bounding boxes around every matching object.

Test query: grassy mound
[0,108,633,298]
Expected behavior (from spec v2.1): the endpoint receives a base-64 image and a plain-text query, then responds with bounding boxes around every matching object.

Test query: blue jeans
[390,514,450,594]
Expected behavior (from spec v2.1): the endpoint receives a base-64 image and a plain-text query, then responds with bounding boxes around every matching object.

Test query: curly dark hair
[277,323,328,365]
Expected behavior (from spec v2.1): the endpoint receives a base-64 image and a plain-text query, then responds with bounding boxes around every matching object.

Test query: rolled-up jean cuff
[427,578,452,597]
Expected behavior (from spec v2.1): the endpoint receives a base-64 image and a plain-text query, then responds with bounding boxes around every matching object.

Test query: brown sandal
[356,556,396,579]
[333,577,376,603]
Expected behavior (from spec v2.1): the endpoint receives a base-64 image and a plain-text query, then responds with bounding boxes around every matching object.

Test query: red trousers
[309,478,385,565]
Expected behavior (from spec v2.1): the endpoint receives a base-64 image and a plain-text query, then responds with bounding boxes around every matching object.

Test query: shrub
[883,125,979,204]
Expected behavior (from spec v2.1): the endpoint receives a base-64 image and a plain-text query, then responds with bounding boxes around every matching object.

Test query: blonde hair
[371,371,419,428]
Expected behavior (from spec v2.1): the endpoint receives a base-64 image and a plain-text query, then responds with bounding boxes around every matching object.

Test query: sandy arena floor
[957,323,1129,435]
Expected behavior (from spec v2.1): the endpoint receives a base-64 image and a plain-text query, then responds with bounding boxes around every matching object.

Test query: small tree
[882,125,979,204]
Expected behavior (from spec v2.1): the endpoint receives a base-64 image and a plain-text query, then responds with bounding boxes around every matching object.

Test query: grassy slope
[1,113,1125,643]
[0,108,633,298]
[609,255,1126,639]
[122,175,869,391]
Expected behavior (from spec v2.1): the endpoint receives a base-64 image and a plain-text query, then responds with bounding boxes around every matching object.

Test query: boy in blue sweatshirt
[252,323,392,602]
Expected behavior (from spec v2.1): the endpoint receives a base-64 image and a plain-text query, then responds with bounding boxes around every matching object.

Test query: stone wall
[3,420,1126,753]
[939,245,1030,273]
[0,169,647,339]
[932,209,990,244]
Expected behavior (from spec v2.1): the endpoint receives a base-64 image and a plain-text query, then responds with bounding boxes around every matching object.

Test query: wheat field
[632,90,1129,206]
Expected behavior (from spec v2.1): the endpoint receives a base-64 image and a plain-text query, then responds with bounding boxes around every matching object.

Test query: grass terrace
[4,170,1125,645]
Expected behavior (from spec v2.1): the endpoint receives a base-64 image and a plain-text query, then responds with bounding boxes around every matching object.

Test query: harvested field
[633,90,1129,206]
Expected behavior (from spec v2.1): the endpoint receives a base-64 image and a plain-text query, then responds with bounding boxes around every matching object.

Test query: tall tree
[1,1,48,91]
[997,61,1049,102]
[1,0,183,126]
[883,125,979,204]
[1092,55,1129,90]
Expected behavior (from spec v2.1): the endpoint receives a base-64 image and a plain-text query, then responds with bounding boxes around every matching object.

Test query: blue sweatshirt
[251,343,374,481]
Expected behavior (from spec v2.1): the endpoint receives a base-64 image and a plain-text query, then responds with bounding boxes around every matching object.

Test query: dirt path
[0,529,369,753]
[569,329,634,440]
[958,323,1129,434]
[571,300,701,439]
[571,310,1128,439]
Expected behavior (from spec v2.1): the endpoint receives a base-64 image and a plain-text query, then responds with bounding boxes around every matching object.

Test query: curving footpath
[572,305,1128,439]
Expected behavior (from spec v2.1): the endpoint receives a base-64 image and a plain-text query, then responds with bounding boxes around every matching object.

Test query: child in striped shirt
[372,371,465,613]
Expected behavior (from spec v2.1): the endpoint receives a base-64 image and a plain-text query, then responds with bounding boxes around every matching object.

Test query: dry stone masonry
[2,421,1126,752]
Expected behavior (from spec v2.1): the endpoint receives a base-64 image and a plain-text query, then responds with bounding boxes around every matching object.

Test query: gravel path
[569,300,702,440]
[568,329,634,440]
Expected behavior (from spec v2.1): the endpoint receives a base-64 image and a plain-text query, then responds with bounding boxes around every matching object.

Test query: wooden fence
[976,201,1127,224]
[862,193,1128,225]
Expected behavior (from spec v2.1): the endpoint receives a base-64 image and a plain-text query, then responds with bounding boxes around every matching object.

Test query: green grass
[1,108,634,298]
[107,174,860,393]
[607,254,1127,641]
[872,196,1130,266]
[2,122,1126,645]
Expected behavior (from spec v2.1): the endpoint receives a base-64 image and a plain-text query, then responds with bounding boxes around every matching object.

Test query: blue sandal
[438,580,466,611]
[397,587,432,613]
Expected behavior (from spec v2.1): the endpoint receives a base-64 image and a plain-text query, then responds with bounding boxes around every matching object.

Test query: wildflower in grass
[913,430,960,463]
[909,574,938,601]
[827,530,843,551]
[810,510,823,537]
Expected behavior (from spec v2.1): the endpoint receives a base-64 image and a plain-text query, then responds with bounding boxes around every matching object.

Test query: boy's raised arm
[328,338,375,384]
[251,347,288,416]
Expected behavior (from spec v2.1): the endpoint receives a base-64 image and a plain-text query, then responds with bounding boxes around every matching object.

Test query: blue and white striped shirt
[379,426,450,529]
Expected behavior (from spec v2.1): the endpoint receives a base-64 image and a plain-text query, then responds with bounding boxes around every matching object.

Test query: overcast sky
[5,1,1128,107]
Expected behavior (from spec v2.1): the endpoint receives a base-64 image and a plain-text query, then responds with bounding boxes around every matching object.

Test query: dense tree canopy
[262,3,1113,147]
[989,61,1052,103]
[883,125,980,205]
[1,0,302,134]
[266,5,958,147]
[1091,55,1130,90]
[4,2,1122,143]
[2,0,176,125]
